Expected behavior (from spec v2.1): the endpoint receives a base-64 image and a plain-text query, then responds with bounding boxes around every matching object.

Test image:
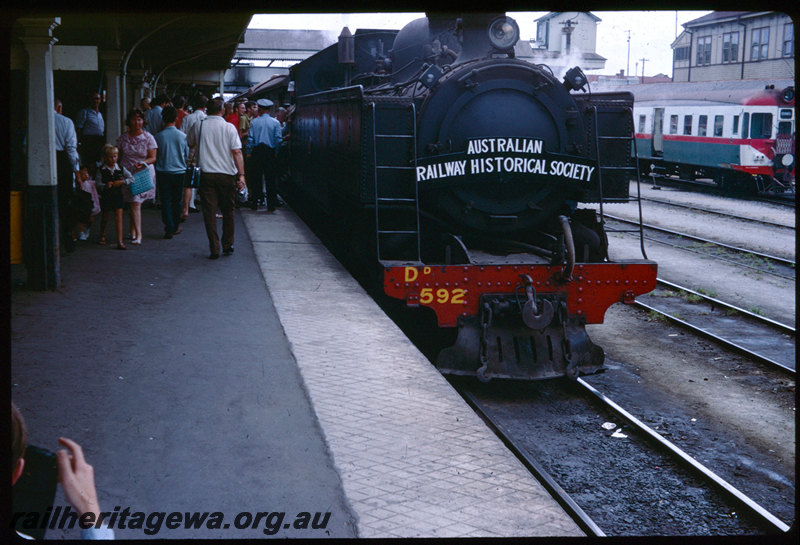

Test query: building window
[784,23,794,57]
[673,46,690,62]
[733,115,739,135]
[698,115,707,137]
[750,113,773,138]
[722,32,739,63]
[639,115,646,133]
[683,115,692,135]
[696,36,712,65]
[669,115,678,135]
[751,27,770,61]
[714,115,724,137]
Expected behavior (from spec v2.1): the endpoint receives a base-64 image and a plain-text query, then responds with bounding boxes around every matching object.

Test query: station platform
[10,203,583,539]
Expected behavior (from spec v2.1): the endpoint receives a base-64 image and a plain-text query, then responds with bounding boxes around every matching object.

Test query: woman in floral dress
[117,109,157,245]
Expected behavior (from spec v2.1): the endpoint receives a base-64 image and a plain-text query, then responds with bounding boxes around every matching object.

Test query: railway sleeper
[436,293,605,381]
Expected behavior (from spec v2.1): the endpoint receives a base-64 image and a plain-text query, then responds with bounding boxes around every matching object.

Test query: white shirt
[187,115,241,175]
[54,111,80,170]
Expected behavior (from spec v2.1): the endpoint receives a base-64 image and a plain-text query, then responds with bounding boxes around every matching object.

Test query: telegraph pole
[639,57,648,83]
[626,30,631,77]
[560,17,578,54]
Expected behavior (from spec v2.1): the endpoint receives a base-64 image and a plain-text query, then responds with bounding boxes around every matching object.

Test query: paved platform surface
[11,203,583,538]
[10,206,357,539]
[244,208,582,538]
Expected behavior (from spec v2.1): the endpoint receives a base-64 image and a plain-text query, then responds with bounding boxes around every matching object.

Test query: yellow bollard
[10,191,23,264]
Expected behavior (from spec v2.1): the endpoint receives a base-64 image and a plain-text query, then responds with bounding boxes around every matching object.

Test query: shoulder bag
[184,120,203,188]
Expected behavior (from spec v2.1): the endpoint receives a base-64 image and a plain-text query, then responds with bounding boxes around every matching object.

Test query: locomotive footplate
[436,293,604,381]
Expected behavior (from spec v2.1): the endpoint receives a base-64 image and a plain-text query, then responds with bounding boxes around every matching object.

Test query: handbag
[184,120,204,188]
[184,165,201,188]
[237,183,249,204]
[129,168,154,196]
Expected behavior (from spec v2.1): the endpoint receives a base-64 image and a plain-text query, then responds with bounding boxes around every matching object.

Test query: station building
[672,11,794,82]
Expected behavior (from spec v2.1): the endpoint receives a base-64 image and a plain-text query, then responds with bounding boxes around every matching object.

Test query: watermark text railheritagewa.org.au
[12,506,331,535]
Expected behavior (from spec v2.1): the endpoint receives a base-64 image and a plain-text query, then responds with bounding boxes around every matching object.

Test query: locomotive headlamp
[488,16,520,50]
[420,64,443,89]
[782,87,794,103]
[563,66,588,91]
[781,154,794,167]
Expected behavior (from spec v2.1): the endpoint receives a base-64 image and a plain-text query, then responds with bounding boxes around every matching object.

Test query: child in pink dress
[72,165,101,241]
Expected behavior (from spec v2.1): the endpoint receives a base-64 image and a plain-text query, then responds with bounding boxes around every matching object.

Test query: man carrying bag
[186,97,246,259]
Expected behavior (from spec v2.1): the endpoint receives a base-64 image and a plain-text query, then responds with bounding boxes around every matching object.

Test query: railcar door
[651,108,664,156]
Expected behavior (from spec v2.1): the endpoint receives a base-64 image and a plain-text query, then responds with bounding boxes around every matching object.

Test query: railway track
[604,214,795,280]
[642,174,795,207]
[638,197,795,231]
[635,279,795,374]
[458,379,792,535]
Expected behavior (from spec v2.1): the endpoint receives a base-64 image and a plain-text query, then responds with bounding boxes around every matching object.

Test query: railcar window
[742,113,749,138]
[751,27,770,61]
[669,115,678,134]
[733,115,739,135]
[698,115,707,137]
[778,121,791,135]
[638,115,646,134]
[683,115,692,135]
[750,113,773,139]
[713,115,724,137]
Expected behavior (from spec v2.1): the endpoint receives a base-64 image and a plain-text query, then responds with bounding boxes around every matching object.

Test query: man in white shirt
[186,97,246,259]
[55,98,80,252]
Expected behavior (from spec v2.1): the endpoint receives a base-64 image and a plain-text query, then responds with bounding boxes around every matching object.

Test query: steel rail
[604,213,796,268]
[633,300,795,375]
[575,378,792,533]
[644,175,796,207]
[655,278,795,335]
[639,197,795,230]
[460,389,605,537]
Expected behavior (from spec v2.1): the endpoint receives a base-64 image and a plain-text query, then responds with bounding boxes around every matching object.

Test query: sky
[249,11,714,78]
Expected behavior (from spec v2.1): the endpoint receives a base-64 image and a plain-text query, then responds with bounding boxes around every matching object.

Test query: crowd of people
[15,91,293,538]
[54,91,291,258]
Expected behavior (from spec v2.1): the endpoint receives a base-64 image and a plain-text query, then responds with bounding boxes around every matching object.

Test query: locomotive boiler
[285,13,657,381]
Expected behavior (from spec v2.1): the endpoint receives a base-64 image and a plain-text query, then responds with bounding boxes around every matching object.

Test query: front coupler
[436,292,604,381]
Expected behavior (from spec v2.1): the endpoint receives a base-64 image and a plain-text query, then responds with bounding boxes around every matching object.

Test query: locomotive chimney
[338,26,355,64]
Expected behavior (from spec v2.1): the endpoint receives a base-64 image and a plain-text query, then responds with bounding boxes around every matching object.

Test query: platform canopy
[46,12,252,82]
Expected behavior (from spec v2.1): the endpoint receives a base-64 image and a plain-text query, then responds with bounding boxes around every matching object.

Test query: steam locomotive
[284,13,657,381]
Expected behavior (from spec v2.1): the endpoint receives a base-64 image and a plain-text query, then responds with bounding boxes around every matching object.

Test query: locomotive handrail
[592,104,649,260]
[558,216,575,281]
[295,85,365,103]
